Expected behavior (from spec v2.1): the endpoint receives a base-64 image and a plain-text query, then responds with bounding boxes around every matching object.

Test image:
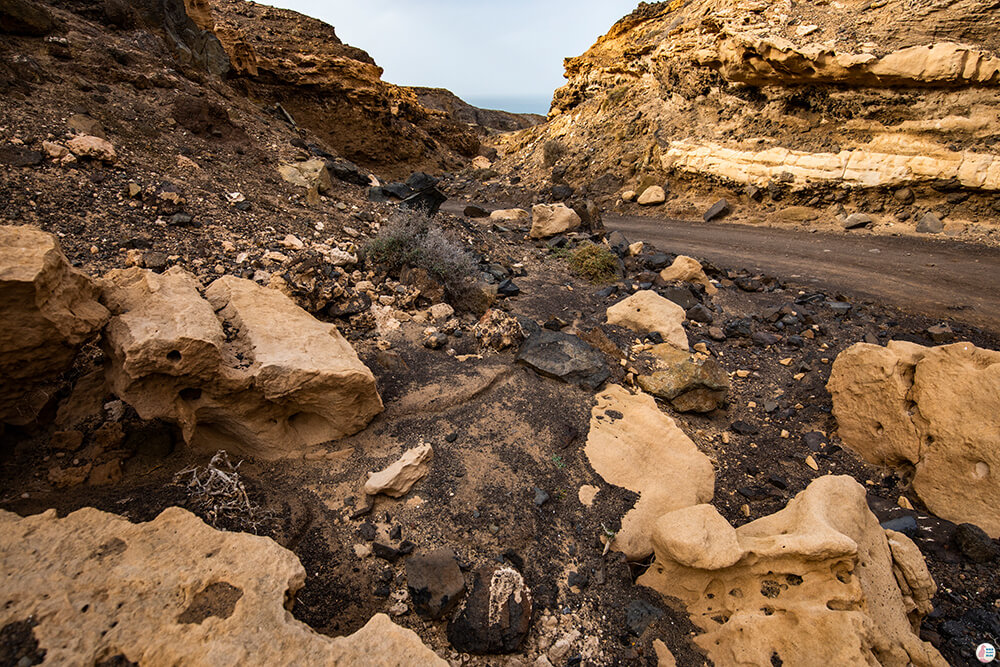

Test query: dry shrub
[567,242,619,283]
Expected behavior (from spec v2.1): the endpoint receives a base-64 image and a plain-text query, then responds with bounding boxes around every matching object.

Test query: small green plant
[567,242,619,283]
[601,523,617,556]
[551,454,567,469]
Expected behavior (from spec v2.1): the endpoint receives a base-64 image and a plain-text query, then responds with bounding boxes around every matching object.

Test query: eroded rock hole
[179,387,202,401]
[166,350,182,362]
[176,582,243,625]
[760,580,783,598]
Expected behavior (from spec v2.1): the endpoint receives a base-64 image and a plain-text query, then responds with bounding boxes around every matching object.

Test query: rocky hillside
[410,87,546,134]
[493,0,1000,242]
[3,0,1000,665]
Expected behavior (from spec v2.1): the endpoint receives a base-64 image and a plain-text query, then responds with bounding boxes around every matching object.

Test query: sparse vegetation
[173,451,272,534]
[566,242,619,283]
[542,139,567,167]
[363,210,479,307]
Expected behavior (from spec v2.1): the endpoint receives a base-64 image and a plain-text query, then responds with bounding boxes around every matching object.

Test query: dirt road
[604,214,1000,333]
[445,201,1000,333]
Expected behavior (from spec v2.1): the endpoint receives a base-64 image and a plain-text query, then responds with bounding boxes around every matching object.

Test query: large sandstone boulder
[584,384,715,559]
[828,341,1000,537]
[638,476,946,667]
[529,203,581,238]
[101,267,382,459]
[278,158,332,192]
[605,290,688,350]
[0,506,445,665]
[0,226,109,425]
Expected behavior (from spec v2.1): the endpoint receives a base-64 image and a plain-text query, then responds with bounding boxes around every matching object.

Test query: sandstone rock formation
[0,226,109,425]
[585,385,715,559]
[495,0,1000,228]
[605,290,688,350]
[101,267,382,459]
[529,203,581,239]
[278,158,332,192]
[659,256,717,295]
[828,341,1000,537]
[489,208,530,223]
[200,0,479,176]
[638,476,946,667]
[364,442,433,498]
[409,87,545,133]
[0,506,445,665]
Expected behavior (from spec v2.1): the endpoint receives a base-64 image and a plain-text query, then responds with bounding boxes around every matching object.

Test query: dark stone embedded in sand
[686,303,713,323]
[325,158,369,186]
[447,565,532,654]
[659,285,699,311]
[406,548,466,619]
[731,420,759,436]
[496,278,520,298]
[703,198,731,222]
[954,523,999,563]
[551,184,573,201]
[464,205,489,218]
[625,599,663,636]
[0,146,43,167]
[516,330,610,390]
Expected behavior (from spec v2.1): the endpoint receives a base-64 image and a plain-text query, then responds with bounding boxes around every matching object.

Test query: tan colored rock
[638,343,730,413]
[529,203,582,238]
[775,205,820,223]
[652,640,677,667]
[829,341,1000,536]
[489,208,530,222]
[584,385,714,559]
[605,290,688,351]
[0,506,445,666]
[0,226,109,424]
[66,135,117,162]
[364,442,433,497]
[471,155,492,169]
[621,190,636,202]
[101,267,382,459]
[42,140,68,159]
[637,185,666,205]
[638,476,946,667]
[278,158,332,192]
[658,255,717,295]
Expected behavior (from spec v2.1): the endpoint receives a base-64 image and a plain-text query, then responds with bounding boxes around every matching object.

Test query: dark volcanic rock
[447,565,532,654]
[516,330,610,390]
[464,205,489,218]
[954,523,999,563]
[406,548,467,619]
[625,599,663,636]
[916,212,944,234]
[0,146,43,167]
[0,0,54,35]
[551,184,573,201]
[703,198,731,222]
[325,157,369,186]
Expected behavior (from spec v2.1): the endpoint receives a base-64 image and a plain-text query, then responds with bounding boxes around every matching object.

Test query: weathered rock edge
[0,506,445,665]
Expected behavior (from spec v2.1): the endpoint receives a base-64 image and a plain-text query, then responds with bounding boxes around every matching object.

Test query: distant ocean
[463,95,551,116]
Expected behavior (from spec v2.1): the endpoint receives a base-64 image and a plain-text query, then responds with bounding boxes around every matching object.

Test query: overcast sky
[267,1,639,114]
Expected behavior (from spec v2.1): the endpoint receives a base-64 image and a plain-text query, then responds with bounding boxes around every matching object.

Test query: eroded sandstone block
[101,267,382,458]
[0,225,109,424]
[638,476,946,667]
[584,384,715,559]
[605,290,688,351]
[0,506,445,665]
[658,255,717,295]
[828,341,1000,537]
[529,203,581,239]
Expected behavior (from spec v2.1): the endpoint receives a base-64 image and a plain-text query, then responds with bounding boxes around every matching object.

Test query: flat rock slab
[0,506,445,666]
[516,330,610,390]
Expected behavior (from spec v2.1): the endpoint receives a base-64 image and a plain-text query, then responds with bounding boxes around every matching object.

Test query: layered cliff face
[496,0,1000,232]
[410,87,546,134]
[201,0,480,177]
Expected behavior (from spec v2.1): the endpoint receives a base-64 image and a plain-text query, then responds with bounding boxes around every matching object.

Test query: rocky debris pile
[584,385,715,559]
[639,475,947,666]
[828,341,1000,536]
[102,267,383,459]
[0,226,108,425]
[0,506,444,665]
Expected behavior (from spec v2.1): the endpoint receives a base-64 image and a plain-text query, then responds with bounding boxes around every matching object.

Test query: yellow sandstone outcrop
[101,267,383,459]
[0,506,445,666]
[638,476,946,667]
[828,341,1000,537]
